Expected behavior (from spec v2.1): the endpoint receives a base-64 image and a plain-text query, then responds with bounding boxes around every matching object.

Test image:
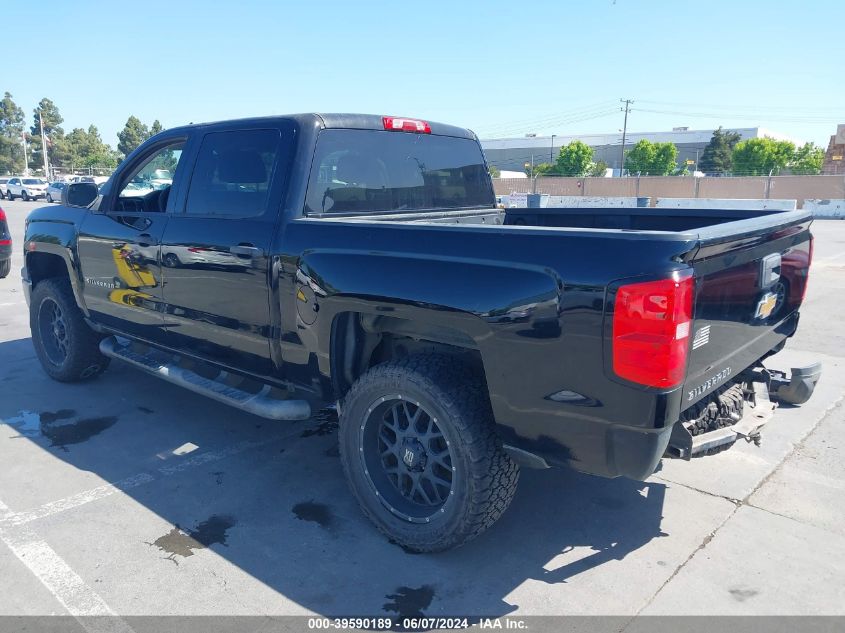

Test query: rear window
[305,129,494,215]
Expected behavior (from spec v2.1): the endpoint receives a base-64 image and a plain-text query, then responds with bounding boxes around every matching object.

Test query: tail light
[801,235,814,302]
[0,207,9,246]
[612,271,694,388]
[382,116,431,134]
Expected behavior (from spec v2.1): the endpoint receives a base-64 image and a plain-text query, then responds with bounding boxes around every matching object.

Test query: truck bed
[301,205,812,478]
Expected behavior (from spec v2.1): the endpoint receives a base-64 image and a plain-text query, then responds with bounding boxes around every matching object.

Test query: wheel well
[27,252,69,287]
[330,311,483,398]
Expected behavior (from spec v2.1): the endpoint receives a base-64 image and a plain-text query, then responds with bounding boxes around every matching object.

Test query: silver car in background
[46,181,67,203]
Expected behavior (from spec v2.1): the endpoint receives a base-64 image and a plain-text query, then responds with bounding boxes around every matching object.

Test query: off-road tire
[30,278,110,382]
[339,354,519,552]
[0,259,10,279]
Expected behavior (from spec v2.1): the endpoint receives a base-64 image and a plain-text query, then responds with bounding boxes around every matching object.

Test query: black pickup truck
[22,113,820,551]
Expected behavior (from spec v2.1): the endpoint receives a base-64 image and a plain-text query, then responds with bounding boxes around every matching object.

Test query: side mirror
[63,182,99,208]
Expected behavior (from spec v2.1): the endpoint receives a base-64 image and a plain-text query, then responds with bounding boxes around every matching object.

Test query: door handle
[230,244,261,257]
[137,233,157,248]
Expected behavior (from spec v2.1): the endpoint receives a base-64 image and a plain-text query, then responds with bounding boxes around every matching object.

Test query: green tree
[554,140,593,176]
[526,162,554,177]
[0,92,26,174]
[698,127,741,174]
[789,142,824,175]
[731,137,795,175]
[587,160,609,177]
[624,140,678,175]
[488,165,500,178]
[149,120,163,137]
[653,142,678,175]
[29,98,65,171]
[117,115,150,156]
[63,125,120,170]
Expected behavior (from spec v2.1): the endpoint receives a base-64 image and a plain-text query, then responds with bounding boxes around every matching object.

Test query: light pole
[550,134,556,164]
[39,111,50,179]
[21,130,29,176]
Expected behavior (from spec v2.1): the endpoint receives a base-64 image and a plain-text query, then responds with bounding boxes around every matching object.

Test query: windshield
[23,178,46,185]
[305,129,494,215]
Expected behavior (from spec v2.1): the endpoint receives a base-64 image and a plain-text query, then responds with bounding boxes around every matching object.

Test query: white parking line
[0,515,134,632]
[0,437,280,529]
[0,474,155,528]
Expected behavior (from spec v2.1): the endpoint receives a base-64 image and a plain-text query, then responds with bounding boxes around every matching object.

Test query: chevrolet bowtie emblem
[755,292,778,319]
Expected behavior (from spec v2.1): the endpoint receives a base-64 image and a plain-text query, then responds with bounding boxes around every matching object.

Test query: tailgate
[681,211,813,410]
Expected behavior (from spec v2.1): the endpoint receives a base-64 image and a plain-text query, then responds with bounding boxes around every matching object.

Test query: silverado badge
[755,292,778,319]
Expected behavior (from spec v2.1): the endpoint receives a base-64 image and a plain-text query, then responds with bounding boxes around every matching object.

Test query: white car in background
[0,177,10,199]
[6,177,48,201]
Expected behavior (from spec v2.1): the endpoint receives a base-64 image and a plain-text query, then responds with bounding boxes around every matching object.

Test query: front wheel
[30,278,110,382]
[47,194,53,203]
[339,355,519,552]
[21,191,29,201]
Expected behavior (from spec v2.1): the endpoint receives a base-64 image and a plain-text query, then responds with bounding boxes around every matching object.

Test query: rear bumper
[500,419,674,480]
[501,360,821,479]
[667,362,821,459]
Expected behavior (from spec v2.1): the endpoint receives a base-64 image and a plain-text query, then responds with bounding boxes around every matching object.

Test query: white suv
[6,177,48,201]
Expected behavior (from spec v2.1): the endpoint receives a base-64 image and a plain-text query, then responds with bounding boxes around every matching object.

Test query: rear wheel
[0,259,10,279]
[47,193,53,203]
[30,278,110,382]
[339,355,519,552]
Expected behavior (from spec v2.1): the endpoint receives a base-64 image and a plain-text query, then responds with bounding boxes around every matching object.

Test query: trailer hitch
[765,362,822,405]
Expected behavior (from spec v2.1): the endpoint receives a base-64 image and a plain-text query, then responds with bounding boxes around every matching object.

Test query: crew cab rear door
[77,137,190,341]
[158,122,296,375]
[682,212,813,409]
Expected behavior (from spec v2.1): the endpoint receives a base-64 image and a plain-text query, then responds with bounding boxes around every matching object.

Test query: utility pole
[550,134,556,163]
[39,110,50,179]
[21,130,29,175]
[619,99,633,177]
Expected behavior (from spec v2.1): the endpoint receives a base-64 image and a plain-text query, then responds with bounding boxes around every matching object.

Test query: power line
[633,107,837,124]
[476,102,620,137]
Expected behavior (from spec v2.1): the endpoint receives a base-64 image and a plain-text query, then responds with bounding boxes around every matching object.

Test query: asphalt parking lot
[1,197,844,621]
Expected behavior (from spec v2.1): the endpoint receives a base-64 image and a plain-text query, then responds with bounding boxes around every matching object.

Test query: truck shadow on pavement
[0,337,668,617]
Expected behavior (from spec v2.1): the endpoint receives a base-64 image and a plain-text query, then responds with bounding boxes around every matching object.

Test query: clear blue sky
[5,0,843,147]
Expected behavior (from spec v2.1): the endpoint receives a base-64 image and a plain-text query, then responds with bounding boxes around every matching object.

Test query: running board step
[99,337,311,420]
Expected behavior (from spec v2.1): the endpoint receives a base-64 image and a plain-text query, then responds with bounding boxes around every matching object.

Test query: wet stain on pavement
[383,585,436,617]
[292,501,333,529]
[148,515,236,564]
[212,471,224,485]
[39,409,76,424]
[300,409,339,438]
[41,416,118,449]
[137,406,154,414]
[729,587,759,602]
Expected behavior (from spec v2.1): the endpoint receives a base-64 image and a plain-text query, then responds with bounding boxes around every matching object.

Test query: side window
[184,129,281,218]
[115,141,185,213]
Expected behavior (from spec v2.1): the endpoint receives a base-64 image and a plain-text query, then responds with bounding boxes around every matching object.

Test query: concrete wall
[804,199,845,219]
[493,176,845,208]
[654,198,796,210]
